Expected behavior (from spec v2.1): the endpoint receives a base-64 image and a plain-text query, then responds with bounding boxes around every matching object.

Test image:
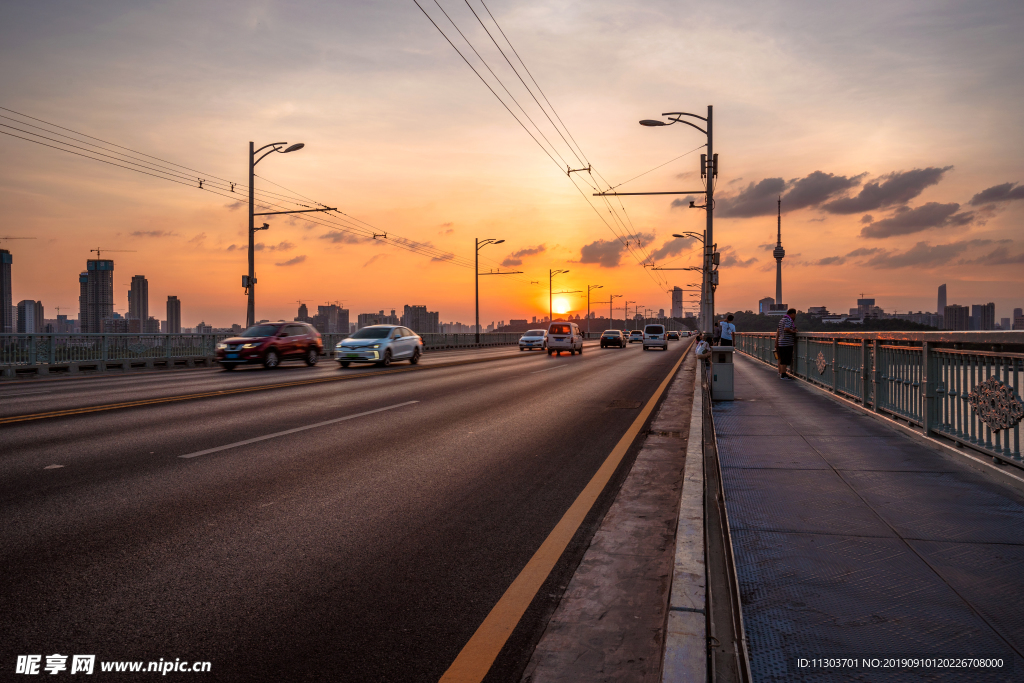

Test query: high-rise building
[1015,307,1023,319]
[296,303,310,323]
[857,298,876,318]
[128,275,149,323]
[1000,318,1011,330]
[312,304,349,334]
[937,284,946,319]
[671,287,683,318]
[166,296,181,334]
[401,305,439,334]
[16,300,37,333]
[0,249,12,333]
[1014,313,1024,330]
[759,297,775,314]
[971,303,995,331]
[79,259,115,333]
[944,304,970,331]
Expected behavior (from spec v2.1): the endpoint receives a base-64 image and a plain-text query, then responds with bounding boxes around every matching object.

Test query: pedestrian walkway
[715,354,1024,682]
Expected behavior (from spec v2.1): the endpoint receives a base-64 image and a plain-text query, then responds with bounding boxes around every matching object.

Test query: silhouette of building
[16,300,41,333]
[128,275,149,325]
[295,303,310,323]
[758,297,775,314]
[312,304,349,334]
[671,287,683,318]
[768,198,787,316]
[79,259,115,333]
[0,249,12,333]
[944,304,970,331]
[166,296,181,334]
[937,284,947,322]
[401,304,439,334]
[971,303,995,331]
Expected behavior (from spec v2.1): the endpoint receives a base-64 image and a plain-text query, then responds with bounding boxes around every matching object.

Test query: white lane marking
[178,401,419,459]
[44,464,64,469]
[530,365,569,374]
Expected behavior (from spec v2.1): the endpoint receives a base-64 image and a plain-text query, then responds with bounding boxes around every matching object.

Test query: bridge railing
[735,331,1024,466]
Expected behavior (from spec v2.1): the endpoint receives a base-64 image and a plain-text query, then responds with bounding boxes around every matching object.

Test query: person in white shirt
[695,334,712,366]
[719,314,736,346]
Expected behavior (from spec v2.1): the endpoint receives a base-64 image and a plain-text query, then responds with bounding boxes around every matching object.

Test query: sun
[553,298,570,315]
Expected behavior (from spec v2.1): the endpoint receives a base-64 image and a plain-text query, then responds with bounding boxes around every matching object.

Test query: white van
[547,321,583,355]
[643,324,667,351]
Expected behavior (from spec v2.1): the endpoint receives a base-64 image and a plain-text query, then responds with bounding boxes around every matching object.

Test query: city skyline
[1,1,1023,327]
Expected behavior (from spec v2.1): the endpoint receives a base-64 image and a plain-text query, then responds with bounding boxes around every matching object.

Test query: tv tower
[773,196,785,306]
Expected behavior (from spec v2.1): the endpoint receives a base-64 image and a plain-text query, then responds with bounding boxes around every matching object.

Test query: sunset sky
[2,0,1022,328]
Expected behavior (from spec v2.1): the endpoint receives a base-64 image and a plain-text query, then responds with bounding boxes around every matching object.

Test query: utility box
[711,346,734,400]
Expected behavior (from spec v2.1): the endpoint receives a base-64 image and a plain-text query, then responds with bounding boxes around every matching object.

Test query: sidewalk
[716,354,1024,681]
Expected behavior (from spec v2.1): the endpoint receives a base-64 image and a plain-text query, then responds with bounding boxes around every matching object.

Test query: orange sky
[2,0,1022,328]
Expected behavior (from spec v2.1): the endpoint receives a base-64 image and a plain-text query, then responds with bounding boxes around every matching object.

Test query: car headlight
[335,342,345,348]
[242,342,259,349]
[371,344,380,349]
[216,343,227,350]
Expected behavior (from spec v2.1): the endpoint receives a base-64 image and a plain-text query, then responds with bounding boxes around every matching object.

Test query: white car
[547,321,583,355]
[519,329,548,351]
[643,324,668,351]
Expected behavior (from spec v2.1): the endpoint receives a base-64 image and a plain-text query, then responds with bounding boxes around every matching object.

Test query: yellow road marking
[439,341,693,682]
[0,349,574,426]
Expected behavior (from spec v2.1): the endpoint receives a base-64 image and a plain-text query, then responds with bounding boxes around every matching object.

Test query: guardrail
[0,331,533,378]
[734,331,1024,466]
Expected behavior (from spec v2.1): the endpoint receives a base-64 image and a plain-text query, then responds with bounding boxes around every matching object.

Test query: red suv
[216,322,324,370]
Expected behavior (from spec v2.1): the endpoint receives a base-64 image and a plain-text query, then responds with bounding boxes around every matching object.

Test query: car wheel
[220,363,236,371]
[339,361,351,368]
[578,346,583,355]
[263,349,279,369]
[410,348,421,365]
[378,349,392,367]
[547,349,552,355]
[305,347,319,366]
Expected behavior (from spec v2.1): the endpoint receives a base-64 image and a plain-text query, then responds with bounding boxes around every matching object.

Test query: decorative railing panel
[735,331,1024,466]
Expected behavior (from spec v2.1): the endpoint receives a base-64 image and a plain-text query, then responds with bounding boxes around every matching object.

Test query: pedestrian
[775,308,797,379]
[719,314,736,347]
[695,333,712,368]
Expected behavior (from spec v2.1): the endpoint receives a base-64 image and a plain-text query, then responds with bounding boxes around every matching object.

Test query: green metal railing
[735,331,1024,466]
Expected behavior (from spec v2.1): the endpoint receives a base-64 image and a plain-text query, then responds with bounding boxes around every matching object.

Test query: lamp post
[609,294,622,329]
[549,269,569,323]
[475,238,505,343]
[623,301,635,330]
[586,284,603,336]
[245,141,335,328]
[640,107,716,335]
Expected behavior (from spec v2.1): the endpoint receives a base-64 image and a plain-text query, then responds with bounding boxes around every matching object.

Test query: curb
[661,357,706,682]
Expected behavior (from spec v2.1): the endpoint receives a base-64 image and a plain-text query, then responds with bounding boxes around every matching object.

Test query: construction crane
[90,248,137,259]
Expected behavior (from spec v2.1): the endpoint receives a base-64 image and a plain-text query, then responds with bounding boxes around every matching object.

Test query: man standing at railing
[719,314,736,347]
[776,308,797,380]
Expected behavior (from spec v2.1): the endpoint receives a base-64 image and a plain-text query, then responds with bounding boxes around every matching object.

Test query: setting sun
[553,298,570,315]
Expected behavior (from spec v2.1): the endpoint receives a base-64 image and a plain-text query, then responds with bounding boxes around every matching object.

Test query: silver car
[335,325,423,367]
[519,329,548,351]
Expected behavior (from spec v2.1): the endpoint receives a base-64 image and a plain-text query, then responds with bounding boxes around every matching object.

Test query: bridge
[1,331,1021,681]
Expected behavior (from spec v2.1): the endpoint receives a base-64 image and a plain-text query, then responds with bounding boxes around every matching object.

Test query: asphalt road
[0,338,690,682]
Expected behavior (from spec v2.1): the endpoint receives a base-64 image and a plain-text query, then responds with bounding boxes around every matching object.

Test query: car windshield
[524,330,546,336]
[549,325,571,335]
[350,327,391,339]
[240,325,280,337]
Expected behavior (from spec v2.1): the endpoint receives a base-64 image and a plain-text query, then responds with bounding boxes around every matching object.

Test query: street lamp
[549,269,569,322]
[245,141,334,328]
[475,238,505,343]
[641,107,716,335]
[586,284,603,336]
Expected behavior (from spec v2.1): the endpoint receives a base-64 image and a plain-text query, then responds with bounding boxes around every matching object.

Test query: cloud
[859,202,972,238]
[130,230,178,237]
[226,244,237,251]
[320,231,371,244]
[814,255,846,266]
[224,201,244,211]
[363,254,386,268]
[716,177,786,218]
[677,171,697,180]
[440,222,453,227]
[968,182,1024,206]
[579,239,624,267]
[650,235,697,262]
[846,247,884,258]
[960,246,1024,265]
[253,241,295,252]
[670,195,700,209]
[720,252,758,268]
[501,244,546,266]
[758,243,776,252]
[782,171,864,211]
[813,246,885,266]
[860,214,874,224]
[863,239,993,269]
[275,255,307,267]
[188,232,206,245]
[430,253,455,262]
[727,177,744,184]
[823,166,952,214]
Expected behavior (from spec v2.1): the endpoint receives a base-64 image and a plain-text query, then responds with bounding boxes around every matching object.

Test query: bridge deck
[715,354,1024,681]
